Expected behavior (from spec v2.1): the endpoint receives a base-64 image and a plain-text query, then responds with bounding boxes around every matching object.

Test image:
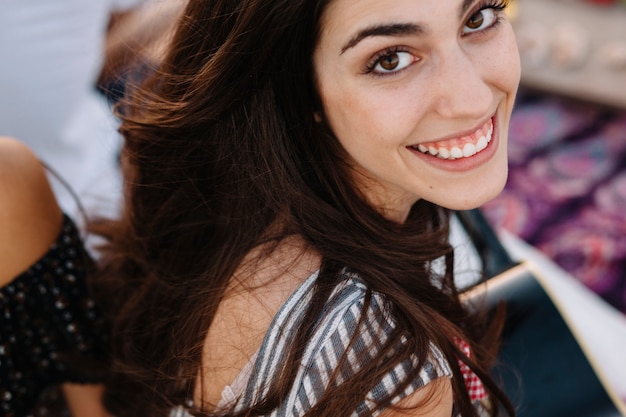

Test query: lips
[410,118,494,160]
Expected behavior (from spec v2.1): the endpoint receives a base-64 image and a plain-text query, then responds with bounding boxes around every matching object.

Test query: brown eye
[466,11,485,30]
[379,53,400,71]
[370,51,415,75]
[463,8,499,34]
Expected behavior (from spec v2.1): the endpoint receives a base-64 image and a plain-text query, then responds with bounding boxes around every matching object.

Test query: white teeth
[462,143,477,157]
[476,135,488,152]
[438,148,451,159]
[450,147,463,159]
[414,122,493,160]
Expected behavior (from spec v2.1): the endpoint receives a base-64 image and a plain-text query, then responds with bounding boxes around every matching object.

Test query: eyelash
[465,0,510,37]
[364,46,413,75]
[363,0,510,78]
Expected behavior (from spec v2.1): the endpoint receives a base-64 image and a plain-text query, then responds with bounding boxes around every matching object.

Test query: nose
[430,45,493,120]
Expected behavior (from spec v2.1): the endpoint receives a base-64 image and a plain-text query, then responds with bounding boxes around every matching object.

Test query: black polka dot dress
[0,215,110,416]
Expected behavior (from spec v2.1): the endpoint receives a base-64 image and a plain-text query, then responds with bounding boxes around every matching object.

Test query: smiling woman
[91,0,521,416]
[314,0,520,220]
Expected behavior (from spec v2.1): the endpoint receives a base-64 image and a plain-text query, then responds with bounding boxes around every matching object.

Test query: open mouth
[409,118,494,161]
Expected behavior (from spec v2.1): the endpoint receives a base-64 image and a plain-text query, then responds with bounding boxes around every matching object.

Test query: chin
[437,177,508,211]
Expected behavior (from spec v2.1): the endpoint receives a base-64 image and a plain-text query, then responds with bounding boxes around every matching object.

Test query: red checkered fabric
[456,339,487,402]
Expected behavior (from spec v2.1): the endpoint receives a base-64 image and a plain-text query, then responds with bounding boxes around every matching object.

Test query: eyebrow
[340,0,479,54]
[340,23,424,54]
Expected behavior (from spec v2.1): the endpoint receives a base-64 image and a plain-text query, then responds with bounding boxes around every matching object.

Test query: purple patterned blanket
[483,90,626,313]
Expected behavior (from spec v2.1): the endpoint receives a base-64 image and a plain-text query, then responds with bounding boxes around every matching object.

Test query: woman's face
[313,0,520,222]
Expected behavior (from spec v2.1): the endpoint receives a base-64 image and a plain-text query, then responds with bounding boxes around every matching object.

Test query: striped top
[176,269,459,416]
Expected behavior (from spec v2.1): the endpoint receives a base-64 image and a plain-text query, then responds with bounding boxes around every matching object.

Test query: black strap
[455,208,518,282]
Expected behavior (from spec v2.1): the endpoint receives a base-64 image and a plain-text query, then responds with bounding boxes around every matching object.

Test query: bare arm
[63,384,111,417]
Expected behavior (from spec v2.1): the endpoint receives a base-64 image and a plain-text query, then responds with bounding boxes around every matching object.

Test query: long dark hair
[93,0,514,416]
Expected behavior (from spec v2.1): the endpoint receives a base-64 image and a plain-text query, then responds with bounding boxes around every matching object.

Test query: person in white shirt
[0,0,146,219]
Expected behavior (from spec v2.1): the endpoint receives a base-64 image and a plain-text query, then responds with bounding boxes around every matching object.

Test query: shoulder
[302,273,451,380]
[0,137,62,226]
[306,275,452,412]
[251,271,452,415]
[0,137,63,284]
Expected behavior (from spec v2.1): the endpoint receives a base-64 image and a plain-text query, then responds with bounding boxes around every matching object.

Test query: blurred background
[482,0,626,313]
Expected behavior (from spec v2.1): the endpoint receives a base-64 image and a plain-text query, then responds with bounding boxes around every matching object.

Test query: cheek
[321,87,375,146]
[470,26,520,96]
[321,82,421,151]
[492,30,522,93]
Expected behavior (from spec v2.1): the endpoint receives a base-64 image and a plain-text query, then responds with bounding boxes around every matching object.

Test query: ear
[313,111,323,123]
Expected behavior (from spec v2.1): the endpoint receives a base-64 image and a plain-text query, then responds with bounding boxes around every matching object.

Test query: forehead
[318,0,473,43]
